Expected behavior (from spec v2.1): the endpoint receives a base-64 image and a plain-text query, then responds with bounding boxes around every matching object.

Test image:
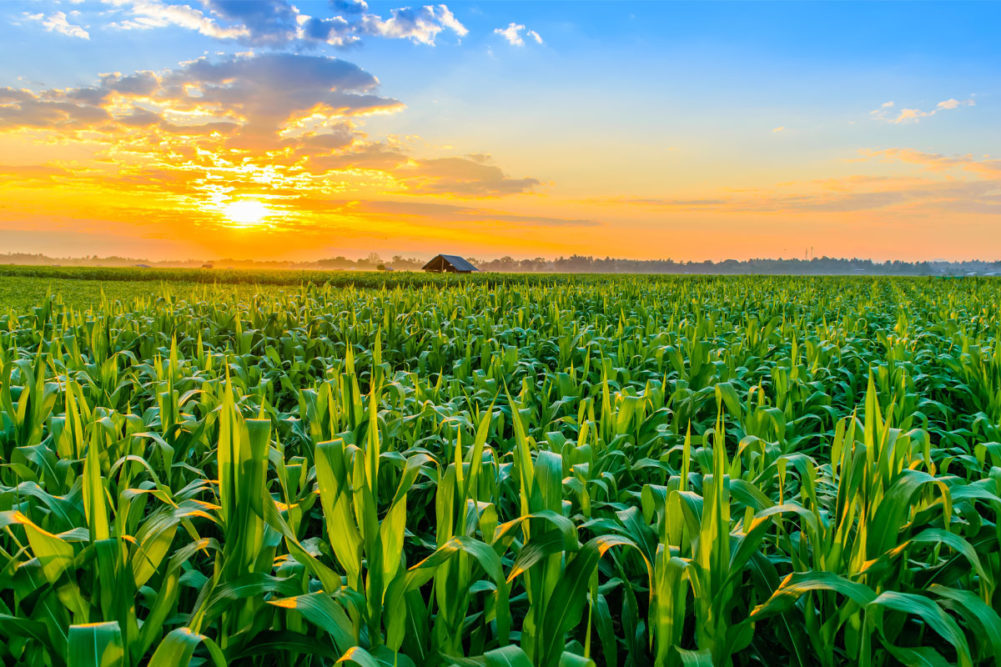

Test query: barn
[422,254,478,273]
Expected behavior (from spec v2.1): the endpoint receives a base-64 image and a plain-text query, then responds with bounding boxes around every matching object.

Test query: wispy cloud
[202,0,298,45]
[22,11,90,39]
[494,22,543,46]
[398,155,540,196]
[870,97,975,124]
[587,149,1001,216]
[352,200,595,227]
[862,148,1001,178]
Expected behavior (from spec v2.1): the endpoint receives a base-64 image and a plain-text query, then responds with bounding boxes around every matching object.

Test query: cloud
[400,156,540,196]
[772,126,785,133]
[102,0,467,47]
[333,0,369,14]
[871,97,975,124]
[588,150,1001,217]
[0,53,399,141]
[300,15,359,46]
[0,85,111,128]
[863,148,1001,178]
[351,200,597,226]
[599,184,1001,216]
[0,52,541,240]
[203,0,299,45]
[104,0,249,40]
[305,147,540,196]
[361,5,468,45]
[22,11,90,39]
[494,22,543,46]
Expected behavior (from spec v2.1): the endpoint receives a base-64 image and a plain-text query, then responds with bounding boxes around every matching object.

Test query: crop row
[0,276,1000,665]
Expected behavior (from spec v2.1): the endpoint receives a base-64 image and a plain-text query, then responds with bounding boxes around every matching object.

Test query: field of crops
[2,274,1001,666]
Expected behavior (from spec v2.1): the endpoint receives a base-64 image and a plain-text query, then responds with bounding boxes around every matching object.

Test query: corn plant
[0,274,1000,665]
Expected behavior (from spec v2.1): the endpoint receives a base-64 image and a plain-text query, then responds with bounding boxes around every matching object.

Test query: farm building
[422,254,478,273]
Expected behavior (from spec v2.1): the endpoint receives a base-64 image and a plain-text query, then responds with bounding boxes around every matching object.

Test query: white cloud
[871,97,975,124]
[435,5,468,39]
[101,0,466,47]
[494,22,542,46]
[22,10,90,39]
[362,5,467,46]
[103,0,249,40]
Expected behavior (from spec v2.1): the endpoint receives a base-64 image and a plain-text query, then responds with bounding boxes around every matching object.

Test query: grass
[1,270,1000,665]
[0,264,573,290]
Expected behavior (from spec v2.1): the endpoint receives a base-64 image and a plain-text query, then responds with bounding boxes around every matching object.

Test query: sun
[221,199,272,227]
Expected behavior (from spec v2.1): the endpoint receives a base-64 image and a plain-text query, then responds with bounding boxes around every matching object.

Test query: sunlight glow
[221,199,272,227]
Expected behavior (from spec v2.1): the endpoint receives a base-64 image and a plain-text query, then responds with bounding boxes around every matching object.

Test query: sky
[0,1,999,262]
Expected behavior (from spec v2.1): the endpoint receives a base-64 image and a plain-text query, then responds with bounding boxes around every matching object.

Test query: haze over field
[0,1,999,261]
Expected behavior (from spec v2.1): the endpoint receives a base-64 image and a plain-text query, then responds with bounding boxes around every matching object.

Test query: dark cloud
[118,108,162,127]
[100,71,159,96]
[332,0,368,14]
[169,53,385,111]
[301,16,357,45]
[203,0,298,45]
[0,88,34,104]
[296,126,356,152]
[0,88,111,129]
[0,53,399,147]
[64,87,111,106]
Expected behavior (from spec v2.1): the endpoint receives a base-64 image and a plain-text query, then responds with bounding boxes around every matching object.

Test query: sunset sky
[1,1,999,261]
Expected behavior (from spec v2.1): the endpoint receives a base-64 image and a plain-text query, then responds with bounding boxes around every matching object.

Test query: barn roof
[423,254,478,272]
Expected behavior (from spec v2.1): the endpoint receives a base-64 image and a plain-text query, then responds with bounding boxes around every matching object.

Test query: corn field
[2,275,1001,666]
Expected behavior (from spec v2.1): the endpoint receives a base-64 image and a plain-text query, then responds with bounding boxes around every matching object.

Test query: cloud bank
[101,0,468,47]
[591,149,1001,216]
[0,51,543,243]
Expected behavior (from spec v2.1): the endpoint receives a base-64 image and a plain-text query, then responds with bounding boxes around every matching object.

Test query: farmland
[1,271,1001,666]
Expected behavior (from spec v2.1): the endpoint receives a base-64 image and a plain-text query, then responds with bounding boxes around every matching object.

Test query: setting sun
[221,200,272,227]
